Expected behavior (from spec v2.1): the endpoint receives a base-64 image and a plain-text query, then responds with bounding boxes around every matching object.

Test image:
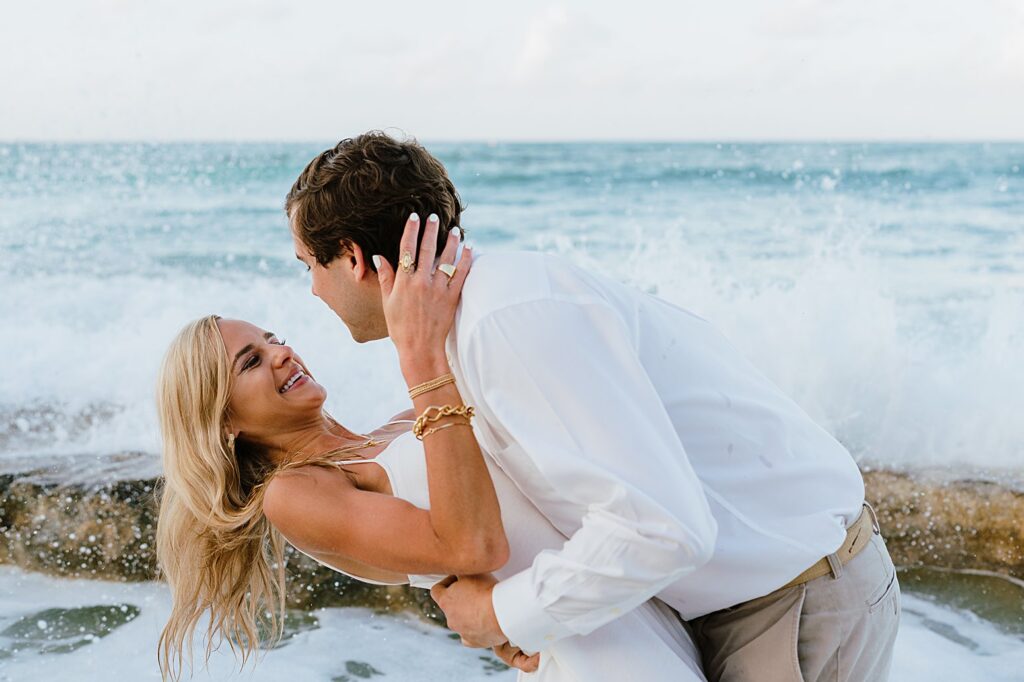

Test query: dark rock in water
[0,452,1020,618]
[259,610,321,650]
[339,660,385,679]
[898,567,1024,638]
[0,604,140,657]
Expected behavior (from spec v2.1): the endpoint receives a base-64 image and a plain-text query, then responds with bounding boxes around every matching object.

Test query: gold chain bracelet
[419,419,473,440]
[408,373,456,400]
[413,404,475,439]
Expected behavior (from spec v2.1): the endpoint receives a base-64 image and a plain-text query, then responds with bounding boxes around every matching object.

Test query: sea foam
[0,567,1021,681]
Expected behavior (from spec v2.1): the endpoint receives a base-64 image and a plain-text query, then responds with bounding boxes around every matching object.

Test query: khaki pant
[689,530,901,682]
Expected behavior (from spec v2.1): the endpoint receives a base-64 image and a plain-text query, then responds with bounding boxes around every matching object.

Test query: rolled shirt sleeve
[459,298,719,654]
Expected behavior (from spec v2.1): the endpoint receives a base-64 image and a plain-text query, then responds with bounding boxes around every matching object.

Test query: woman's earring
[226,432,236,454]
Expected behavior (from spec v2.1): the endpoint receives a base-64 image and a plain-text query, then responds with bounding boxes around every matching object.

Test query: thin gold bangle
[417,420,472,441]
[408,373,456,400]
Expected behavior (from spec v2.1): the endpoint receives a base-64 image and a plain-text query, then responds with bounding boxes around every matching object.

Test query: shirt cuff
[491,569,575,655]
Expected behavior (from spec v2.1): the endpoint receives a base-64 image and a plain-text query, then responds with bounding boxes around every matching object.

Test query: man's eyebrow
[232,332,276,371]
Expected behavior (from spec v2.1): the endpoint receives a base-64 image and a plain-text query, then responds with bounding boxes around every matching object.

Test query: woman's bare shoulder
[262,464,353,522]
[260,468,407,584]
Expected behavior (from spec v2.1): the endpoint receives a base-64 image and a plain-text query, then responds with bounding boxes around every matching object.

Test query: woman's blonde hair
[155,314,341,679]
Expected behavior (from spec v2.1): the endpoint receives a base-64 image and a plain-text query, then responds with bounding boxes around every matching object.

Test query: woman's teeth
[279,371,305,393]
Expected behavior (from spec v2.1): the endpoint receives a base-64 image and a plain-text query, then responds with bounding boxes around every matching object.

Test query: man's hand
[430,574,507,648]
[493,642,540,673]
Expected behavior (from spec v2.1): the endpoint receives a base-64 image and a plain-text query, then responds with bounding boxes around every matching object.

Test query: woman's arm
[264,463,506,576]
[265,213,508,577]
[376,213,508,574]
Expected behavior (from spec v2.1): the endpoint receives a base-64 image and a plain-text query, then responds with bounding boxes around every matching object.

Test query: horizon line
[3,137,1024,146]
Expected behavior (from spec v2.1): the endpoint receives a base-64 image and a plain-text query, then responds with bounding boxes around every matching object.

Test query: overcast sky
[2,0,1022,141]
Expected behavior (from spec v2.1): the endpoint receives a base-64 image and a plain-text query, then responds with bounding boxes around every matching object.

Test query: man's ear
[347,242,375,281]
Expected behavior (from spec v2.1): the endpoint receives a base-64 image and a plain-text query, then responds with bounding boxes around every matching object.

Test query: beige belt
[781,503,879,591]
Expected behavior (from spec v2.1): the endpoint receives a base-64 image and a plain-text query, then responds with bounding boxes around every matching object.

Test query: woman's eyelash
[241,339,286,371]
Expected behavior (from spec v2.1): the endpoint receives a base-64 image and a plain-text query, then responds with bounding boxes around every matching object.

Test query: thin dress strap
[320,420,413,466]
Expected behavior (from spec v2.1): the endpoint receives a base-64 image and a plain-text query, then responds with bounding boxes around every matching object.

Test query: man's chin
[330,307,388,343]
[353,332,390,344]
[346,323,389,344]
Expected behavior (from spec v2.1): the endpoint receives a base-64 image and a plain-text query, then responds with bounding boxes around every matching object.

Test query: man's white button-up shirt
[444,250,865,655]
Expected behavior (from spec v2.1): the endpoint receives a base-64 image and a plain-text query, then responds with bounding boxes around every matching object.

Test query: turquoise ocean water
[1,141,1021,472]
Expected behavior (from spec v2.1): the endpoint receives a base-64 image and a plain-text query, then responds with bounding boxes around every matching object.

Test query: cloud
[511,4,570,82]
[756,0,867,38]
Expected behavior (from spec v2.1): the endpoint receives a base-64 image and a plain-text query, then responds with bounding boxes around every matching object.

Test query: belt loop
[864,501,880,534]
[826,552,844,580]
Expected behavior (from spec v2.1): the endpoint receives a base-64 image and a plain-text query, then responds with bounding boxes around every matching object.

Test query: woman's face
[216,319,327,441]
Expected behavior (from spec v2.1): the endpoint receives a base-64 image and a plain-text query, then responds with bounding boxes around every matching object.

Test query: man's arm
[458,297,718,653]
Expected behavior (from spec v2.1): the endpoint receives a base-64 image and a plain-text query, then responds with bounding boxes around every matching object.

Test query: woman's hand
[374,212,472,384]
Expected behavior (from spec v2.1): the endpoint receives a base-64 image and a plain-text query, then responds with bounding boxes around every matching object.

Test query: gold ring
[437,263,457,280]
[400,251,415,274]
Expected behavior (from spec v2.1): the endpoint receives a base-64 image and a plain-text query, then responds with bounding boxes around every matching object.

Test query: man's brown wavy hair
[286,131,465,271]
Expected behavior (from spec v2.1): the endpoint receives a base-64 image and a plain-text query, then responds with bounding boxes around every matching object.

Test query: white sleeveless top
[293,422,571,589]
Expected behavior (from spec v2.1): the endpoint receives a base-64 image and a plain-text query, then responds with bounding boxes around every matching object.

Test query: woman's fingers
[379,211,467,357]
[437,226,461,268]
[374,254,395,299]
[446,245,473,294]
[397,212,421,277]
[418,213,441,273]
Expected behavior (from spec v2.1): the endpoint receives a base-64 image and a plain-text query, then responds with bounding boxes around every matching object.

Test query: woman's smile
[279,369,312,394]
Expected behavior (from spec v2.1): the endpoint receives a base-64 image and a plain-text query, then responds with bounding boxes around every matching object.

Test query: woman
[155,225,706,681]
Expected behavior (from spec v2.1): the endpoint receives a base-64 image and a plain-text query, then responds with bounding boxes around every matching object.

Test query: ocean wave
[599,238,1024,471]
[1,239,1020,472]
[0,274,408,459]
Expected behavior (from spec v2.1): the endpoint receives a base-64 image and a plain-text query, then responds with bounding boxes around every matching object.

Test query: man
[285,131,901,681]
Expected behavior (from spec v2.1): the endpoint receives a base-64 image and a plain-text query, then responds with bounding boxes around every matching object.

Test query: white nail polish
[451,226,462,239]
[372,255,381,269]
[409,212,420,222]
[428,213,439,223]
